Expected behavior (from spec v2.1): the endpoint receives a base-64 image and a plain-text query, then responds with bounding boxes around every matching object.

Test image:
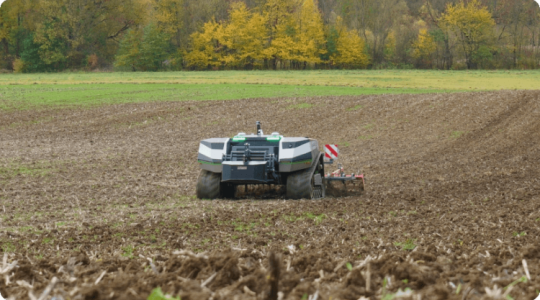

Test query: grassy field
[2,70,540,89]
[1,70,538,109]
[0,83,447,110]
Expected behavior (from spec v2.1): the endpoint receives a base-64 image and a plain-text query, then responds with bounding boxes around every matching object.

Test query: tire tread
[286,167,313,199]
[196,170,221,199]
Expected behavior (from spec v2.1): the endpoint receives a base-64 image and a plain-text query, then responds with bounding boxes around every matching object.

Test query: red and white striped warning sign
[325,144,339,160]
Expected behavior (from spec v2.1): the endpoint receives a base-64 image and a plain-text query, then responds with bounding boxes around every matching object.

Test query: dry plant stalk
[266,252,281,300]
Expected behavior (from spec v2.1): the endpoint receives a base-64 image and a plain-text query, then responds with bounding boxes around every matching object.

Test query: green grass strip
[0,83,456,111]
[1,70,540,90]
[198,160,221,165]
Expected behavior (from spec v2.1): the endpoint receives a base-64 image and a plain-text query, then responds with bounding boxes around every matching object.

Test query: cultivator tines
[323,145,365,197]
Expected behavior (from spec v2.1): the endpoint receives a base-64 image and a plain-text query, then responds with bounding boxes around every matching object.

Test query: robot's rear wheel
[196,170,236,199]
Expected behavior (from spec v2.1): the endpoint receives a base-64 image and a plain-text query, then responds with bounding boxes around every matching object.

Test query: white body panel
[198,138,229,161]
[279,138,312,160]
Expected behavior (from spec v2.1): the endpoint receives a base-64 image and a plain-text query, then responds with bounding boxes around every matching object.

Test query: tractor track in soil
[1,90,540,299]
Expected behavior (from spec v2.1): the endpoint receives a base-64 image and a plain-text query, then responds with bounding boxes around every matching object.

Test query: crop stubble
[0,91,540,299]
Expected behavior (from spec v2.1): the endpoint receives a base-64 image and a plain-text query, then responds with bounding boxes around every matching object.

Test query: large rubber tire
[196,170,221,199]
[286,167,314,199]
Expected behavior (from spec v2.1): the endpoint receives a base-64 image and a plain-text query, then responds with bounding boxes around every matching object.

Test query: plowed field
[1,90,540,300]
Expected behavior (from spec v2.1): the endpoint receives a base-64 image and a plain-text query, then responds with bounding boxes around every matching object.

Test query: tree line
[0,0,539,72]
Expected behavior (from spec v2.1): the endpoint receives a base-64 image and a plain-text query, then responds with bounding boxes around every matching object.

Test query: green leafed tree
[114,29,142,71]
[138,24,171,71]
[115,24,171,71]
[20,34,52,72]
[322,26,339,64]
[33,0,146,70]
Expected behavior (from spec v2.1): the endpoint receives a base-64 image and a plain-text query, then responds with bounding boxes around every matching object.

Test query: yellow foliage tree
[441,0,495,69]
[267,0,326,68]
[331,18,369,68]
[268,18,303,67]
[263,0,299,69]
[297,0,326,65]
[384,31,396,62]
[412,28,437,66]
[186,3,270,69]
[221,3,269,68]
[184,20,224,69]
[154,0,185,47]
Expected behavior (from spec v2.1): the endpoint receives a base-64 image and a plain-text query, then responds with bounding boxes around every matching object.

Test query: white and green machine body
[196,122,326,199]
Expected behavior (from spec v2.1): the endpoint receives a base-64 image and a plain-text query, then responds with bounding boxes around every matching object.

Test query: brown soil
[1,90,540,300]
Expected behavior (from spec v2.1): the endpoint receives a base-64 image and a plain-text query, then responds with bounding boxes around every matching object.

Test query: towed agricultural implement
[196,122,364,199]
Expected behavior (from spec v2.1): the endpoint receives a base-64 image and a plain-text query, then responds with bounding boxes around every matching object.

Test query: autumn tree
[154,0,186,48]
[441,0,496,69]
[391,16,420,67]
[184,20,224,69]
[0,0,39,69]
[369,0,408,65]
[0,0,539,71]
[33,0,146,69]
[334,0,372,37]
[412,28,437,67]
[297,0,327,66]
[487,0,540,68]
[267,17,303,68]
[221,3,269,69]
[186,3,270,69]
[335,0,407,65]
[181,0,230,50]
[331,17,369,68]
[422,0,457,69]
[266,0,326,69]
[264,0,300,69]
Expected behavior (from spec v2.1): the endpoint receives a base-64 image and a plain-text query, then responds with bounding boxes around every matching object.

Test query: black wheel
[286,162,325,200]
[286,167,314,199]
[196,170,221,199]
[196,170,237,199]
